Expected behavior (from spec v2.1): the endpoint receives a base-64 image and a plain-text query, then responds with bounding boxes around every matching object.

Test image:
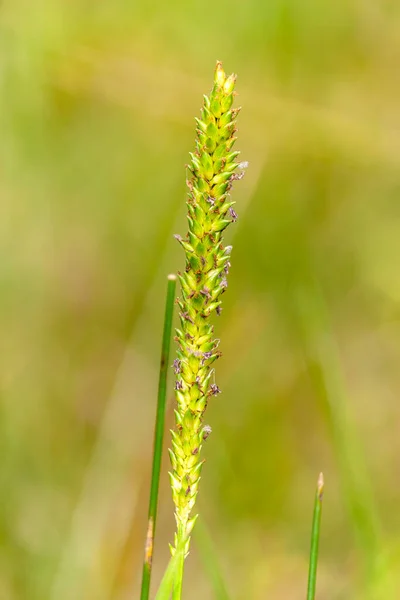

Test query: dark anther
[200,351,212,366]
[185,486,191,496]
[203,351,213,360]
[195,376,201,384]
[180,311,195,325]
[175,380,183,391]
[216,306,222,316]
[174,234,183,242]
[209,383,221,396]
[200,256,206,266]
[200,287,211,300]
[229,207,238,221]
[231,172,245,181]
[192,447,199,455]
[220,277,228,290]
[206,196,215,206]
[173,359,181,374]
[202,425,212,440]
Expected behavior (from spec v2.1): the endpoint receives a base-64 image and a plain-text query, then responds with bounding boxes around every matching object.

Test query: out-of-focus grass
[1,1,400,598]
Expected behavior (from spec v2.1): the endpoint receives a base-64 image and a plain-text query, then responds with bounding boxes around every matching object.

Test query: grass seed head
[170,61,246,552]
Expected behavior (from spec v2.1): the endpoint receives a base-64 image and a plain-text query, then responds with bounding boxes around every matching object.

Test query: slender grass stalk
[296,280,380,589]
[169,61,246,597]
[307,473,324,600]
[140,274,177,600]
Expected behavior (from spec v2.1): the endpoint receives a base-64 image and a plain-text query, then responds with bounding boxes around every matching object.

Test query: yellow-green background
[1,1,400,598]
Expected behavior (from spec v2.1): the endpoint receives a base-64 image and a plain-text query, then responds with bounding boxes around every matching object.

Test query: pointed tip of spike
[214,60,226,86]
[317,472,324,499]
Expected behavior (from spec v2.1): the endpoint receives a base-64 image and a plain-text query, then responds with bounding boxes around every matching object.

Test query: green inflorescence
[170,62,247,556]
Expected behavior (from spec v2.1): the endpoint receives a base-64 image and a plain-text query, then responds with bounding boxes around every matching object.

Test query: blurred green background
[1,0,400,598]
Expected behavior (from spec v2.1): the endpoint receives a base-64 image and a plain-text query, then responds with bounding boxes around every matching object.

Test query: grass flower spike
[170,61,246,564]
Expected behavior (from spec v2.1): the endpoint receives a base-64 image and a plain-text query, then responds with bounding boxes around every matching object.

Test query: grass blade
[194,519,231,600]
[155,541,186,600]
[296,280,380,588]
[307,472,324,600]
[140,274,177,600]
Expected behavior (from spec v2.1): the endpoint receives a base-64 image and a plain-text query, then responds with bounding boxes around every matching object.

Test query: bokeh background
[2,1,400,598]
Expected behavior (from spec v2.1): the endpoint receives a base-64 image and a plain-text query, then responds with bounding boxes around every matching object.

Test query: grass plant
[3,4,399,599]
[148,64,328,600]
[296,281,380,590]
[168,61,246,597]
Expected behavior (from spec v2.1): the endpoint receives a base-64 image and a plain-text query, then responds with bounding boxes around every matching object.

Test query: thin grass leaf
[155,541,186,600]
[296,279,380,588]
[194,519,231,600]
[307,473,324,600]
[140,274,177,600]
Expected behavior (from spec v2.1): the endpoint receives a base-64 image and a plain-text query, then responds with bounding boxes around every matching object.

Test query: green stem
[307,473,324,600]
[172,546,185,600]
[140,274,177,600]
[296,279,380,587]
